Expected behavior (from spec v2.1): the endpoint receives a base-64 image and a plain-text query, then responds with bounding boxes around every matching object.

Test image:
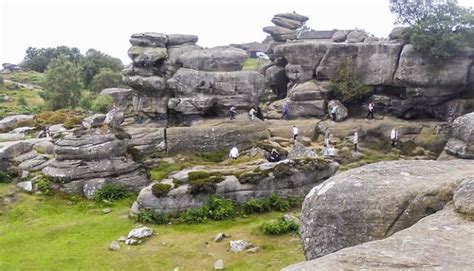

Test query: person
[281,100,289,120]
[249,107,256,121]
[366,102,374,119]
[330,105,337,121]
[324,127,330,148]
[229,106,237,120]
[268,148,281,162]
[256,106,264,121]
[292,125,299,141]
[390,127,399,147]
[229,146,239,160]
[37,126,51,138]
[353,130,359,152]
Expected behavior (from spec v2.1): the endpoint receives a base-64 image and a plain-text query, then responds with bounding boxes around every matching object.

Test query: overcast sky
[1,0,473,65]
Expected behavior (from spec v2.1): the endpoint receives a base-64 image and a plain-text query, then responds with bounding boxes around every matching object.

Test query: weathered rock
[453,177,474,215]
[284,206,474,270]
[125,127,166,156]
[82,114,106,129]
[263,26,295,36]
[177,47,247,72]
[100,88,133,101]
[0,133,24,142]
[230,240,252,253]
[17,181,33,192]
[83,178,106,200]
[167,34,198,46]
[444,112,474,158]
[123,75,166,92]
[287,143,317,159]
[300,159,474,260]
[394,44,472,87]
[214,259,224,270]
[54,133,127,160]
[0,115,34,132]
[389,26,409,40]
[346,30,368,43]
[11,127,34,134]
[109,241,120,251]
[33,140,54,155]
[266,99,326,119]
[331,30,348,42]
[287,81,329,101]
[274,12,309,23]
[271,16,304,30]
[128,46,168,65]
[127,226,153,239]
[130,32,167,47]
[0,141,32,160]
[327,100,348,122]
[265,65,288,97]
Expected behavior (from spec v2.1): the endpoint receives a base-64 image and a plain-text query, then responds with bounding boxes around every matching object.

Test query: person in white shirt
[390,127,399,146]
[249,107,256,121]
[324,127,330,147]
[292,125,299,141]
[229,146,239,159]
[353,130,359,152]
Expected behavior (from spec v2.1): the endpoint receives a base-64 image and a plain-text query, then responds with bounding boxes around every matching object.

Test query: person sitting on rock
[292,125,299,141]
[37,126,51,138]
[249,107,256,121]
[229,106,237,120]
[268,148,281,162]
[390,127,399,147]
[229,146,239,160]
[281,100,290,120]
[330,105,338,121]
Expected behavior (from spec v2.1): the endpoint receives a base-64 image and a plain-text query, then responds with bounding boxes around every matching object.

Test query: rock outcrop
[263,12,308,42]
[0,115,34,132]
[298,159,474,261]
[443,112,474,159]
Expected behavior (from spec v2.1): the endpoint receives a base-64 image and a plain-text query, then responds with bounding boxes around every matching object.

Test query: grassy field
[0,183,304,271]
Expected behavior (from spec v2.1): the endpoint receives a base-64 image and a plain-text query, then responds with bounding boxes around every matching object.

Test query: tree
[330,58,370,104]
[80,49,123,88]
[21,46,82,72]
[41,56,82,110]
[91,68,124,92]
[389,0,473,60]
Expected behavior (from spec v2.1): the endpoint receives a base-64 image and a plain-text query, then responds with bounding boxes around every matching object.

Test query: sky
[1,0,473,65]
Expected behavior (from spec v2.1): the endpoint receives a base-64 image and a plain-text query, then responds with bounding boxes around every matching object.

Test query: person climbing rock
[366,102,375,119]
[281,100,290,120]
[292,125,299,141]
[229,146,239,160]
[229,106,237,120]
[353,130,359,152]
[390,127,399,147]
[249,107,256,121]
[330,105,337,121]
[268,148,281,162]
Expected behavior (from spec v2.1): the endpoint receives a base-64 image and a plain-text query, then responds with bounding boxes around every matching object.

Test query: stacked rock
[42,129,149,198]
[263,12,309,42]
[122,33,201,124]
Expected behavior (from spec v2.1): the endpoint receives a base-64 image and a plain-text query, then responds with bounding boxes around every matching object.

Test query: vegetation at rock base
[389,0,474,60]
[0,172,12,183]
[34,109,84,129]
[148,161,184,181]
[330,58,370,104]
[134,209,170,224]
[151,183,172,198]
[188,175,225,195]
[90,94,114,113]
[261,216,299,235]
[94,184,127,202]
[34,174,52,195]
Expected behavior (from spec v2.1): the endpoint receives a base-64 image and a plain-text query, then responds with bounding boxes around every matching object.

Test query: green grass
[242,58,271,71]
[149,161,184,181]
[0,183,304,270]
[4,70,44,85]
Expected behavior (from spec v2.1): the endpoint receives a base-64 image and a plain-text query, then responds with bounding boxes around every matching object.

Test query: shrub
[0,172,12,183]
[16,96,28,107]
[243,198,272,214]
[151,183,172,198]
[269,193,291,212]
[148,162,183,181]
[188,176,224,195]
[206,196,235,220]
[134,209,170,224]
[91,68,124,92]
[188,171,211,181]
[261,216,299,235]
[330,58,370,104]
[173,178,182,188]
[179,206,209,224]
[94,184,127,202]
[90,94,113,113]
[193,150,227,163]
[238,171,269,184]
[287,195,303,208]
[34,109,84,127]
[34,175,52,195]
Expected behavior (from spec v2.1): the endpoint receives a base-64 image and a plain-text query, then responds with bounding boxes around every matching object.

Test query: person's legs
[354,143,358,151]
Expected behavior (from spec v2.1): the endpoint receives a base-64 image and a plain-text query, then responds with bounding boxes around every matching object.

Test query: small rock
[283,214,300,226]
[103,208,112,214]
[125,238,138,245]
[300,136,312,146]
[214,259,224,270]
[230,240,252,253]
[246,247,260,253]
[109,241,120,251]
[118,236,127,242]
[16,181,33,192]
[213,232,228,242]
[127,226,153,239]
[20,170,29,180]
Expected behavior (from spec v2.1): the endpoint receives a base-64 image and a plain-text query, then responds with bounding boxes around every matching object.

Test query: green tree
[90,68,124,92]
[21,46,82,72]
[41,56,82,110]
[389,0,473,60]
[80,49,123,88]
[330,58,370,104]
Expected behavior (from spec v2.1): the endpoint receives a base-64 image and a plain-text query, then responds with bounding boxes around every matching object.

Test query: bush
[193,150,227,163]
[151,183,172,198]
[206,196,235,220]
[90,94,113,113]
[188,171,211,181]
[94,184,127,202]
[180,206,209,224]
[188,176,224,195]
[16,96,28,107]
[34,109,84,128]
[79,92,93,110]
[134,209,170,224]
[34,175,52,195]
[172,178,183,188]
[269,193,291,212]
[243,198,272,214]
[148,162,183,181]
[330,58,370,104]
[261,216,299,235]
[0,172,12,183]
[91,68,123,92]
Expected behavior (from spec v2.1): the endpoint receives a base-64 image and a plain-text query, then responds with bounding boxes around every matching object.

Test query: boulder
[54,133,127,160]
[82,114,106,129]
[271,16,304,30]
[288,81,330,101]
[327,100,348,122]
[346,30,368,43]
[263,26,295,36]
[389,26,409,40]
[17,181,33,192]
[100,88,133,101]
[123,75,166,92]
[109,241,120,251]
[166,34,198,46]
[284,206,474,270]
[214,259,224,270]
[274,12,309,23]
[104,109,124,129]
[271,33,297,42]
[130,32,167,47]
[331,30,348,42]
[0,115,34,132]
[287,143,317,159]
[125,127,166,156]
[453,177,474,215]
[177,47,247,72]
[33,140,55,154]
[0,133,25,142]
[299,159,474,260]
[128,46,168,65]
[230,240,253,253]
[394,44,472,87]
[83,178,106,199]
[127,226,153,239]
[11,127,34,134]
[265,65,288,97]
[444,112,474,158]
[0,141,32,160]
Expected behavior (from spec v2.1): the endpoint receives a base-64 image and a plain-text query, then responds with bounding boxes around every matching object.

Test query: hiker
[324,127,330,147]
[390,127,399,147]
[249,107,256,121]
[281,100,289,120]
[353,130,359,152]
[256,106,264,121]
[229,106,237,120]
[330,105,337,121]
[37,126,51,138]
[366,102,374,119]
[268,148,281,162]
[292,125,299,141]
[229,146,239,160]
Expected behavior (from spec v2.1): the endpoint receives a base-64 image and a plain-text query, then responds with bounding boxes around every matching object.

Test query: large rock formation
[263,12,308,42]
[443,112,474,159]
[297,159,474,261]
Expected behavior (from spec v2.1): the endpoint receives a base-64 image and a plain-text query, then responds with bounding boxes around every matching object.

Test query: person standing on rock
[353,130,359,152]
[292,125,299,141]
[229,106,237,120]
[324,127,330,148]
[249,107,256,121]
[281,100,290,120]
[330,105,337,121]
[366,102,375,119]
[390,127,399,147]
[229,146,239,160]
